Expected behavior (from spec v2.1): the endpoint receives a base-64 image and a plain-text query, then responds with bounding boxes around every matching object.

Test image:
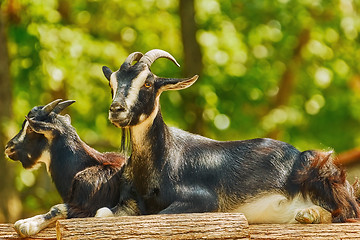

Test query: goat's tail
[293,150,360,222]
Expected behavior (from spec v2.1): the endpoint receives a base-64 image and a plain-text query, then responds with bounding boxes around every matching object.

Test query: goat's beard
[120,127,132,158]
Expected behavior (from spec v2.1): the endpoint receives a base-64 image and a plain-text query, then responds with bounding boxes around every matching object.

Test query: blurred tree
[0,2,16,222]
[267,28,310,139]
[1,0,360,222]
[179,0,205,134]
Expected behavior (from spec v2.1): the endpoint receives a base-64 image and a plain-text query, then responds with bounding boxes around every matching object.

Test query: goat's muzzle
[4,143,17,160]
[109,101,131,127]
[110,101,126,113]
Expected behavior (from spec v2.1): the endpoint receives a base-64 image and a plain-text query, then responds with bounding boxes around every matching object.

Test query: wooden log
[249,223,360,240]
[56,213,250,240]
[3,214,360,239]
[0,223,56,240]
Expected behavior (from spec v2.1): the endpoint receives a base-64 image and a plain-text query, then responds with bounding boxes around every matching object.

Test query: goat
[4,99,137,237]
[98,49,360,224]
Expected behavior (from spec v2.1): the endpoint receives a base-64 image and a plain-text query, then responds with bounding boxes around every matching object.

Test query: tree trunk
[274,29,310,107]
[179,0,203,78]
[0,4,16,223]
[179,0,205,135]
[335,148,360,166]
[267,29,310,139]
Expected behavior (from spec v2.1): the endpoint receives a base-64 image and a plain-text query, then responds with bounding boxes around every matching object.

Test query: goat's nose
[110,102,126,112]
[5,141,12,150]
[4,142,14,155]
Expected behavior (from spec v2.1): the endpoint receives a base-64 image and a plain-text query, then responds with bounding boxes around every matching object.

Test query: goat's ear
[102,66,113,81]
[63,114,71,124]
[26,117,54,136]
[157,75,198,92]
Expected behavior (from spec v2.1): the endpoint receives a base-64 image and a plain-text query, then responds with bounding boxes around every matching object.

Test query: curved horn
[140,49,180,68]
[53,100,76,114]
[41,99,62,115]
[124,52,143,65]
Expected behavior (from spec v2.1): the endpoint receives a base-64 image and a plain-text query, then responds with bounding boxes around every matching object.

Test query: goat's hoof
[14,219,41,237]
[95,207,114,217]
[296,209,318,224]
[295,206,332,224]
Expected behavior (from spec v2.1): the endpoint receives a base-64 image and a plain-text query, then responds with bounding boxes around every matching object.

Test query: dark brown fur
[295,151,360,222]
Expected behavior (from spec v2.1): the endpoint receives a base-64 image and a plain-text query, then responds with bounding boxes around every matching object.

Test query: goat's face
[105,62,156,127]
[103,49,198,128]
[5,99,75,169]
[5,117,49,169]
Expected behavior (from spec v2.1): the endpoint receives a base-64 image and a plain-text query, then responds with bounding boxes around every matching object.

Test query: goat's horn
[125,52,143,65]
[53,100,76,114]
[41,99,63,115]
[140,49,180,68]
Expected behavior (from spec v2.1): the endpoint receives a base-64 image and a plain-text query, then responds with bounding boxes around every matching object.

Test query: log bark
[2,215,360,240]
[0,223,56,240]
[249,223,360,240]
[56,213,249,240]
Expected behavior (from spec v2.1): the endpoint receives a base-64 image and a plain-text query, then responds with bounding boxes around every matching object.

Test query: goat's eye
[144,82,152,88]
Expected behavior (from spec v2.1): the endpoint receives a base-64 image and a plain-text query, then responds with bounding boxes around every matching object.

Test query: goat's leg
[159,195,218,214]
[159,201,204,214]
[295,205,332,224]
[159,200,217,214]
[95,199,140,217]
[14,203,68,237]
[159,187,218,214]
[95,207,114,217]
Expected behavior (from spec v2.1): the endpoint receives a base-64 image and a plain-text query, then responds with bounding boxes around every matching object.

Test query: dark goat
[5,99,129,237]
[98,49,360,224]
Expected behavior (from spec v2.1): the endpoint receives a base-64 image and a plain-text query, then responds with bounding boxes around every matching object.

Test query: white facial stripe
[125,70,148,108]
[110,72,118,99]
[18,121,30,142]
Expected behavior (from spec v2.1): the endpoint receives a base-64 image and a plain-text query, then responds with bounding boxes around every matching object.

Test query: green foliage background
[1,0,360,222]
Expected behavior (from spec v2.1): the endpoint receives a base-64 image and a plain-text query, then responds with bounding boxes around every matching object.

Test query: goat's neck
[130,99,168,170]
[48,132,97,201]
[129,108,168,195]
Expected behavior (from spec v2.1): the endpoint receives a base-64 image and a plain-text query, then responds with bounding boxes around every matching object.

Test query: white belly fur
[230,193,316,224]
